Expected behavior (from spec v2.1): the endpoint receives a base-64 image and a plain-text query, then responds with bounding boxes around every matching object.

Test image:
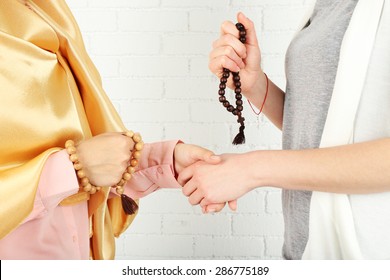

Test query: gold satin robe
[0,0,137,259]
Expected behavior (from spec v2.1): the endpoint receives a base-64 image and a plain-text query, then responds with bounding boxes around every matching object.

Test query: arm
[259,138,390,194]
[180,138,390,206]
[209,12,285,129]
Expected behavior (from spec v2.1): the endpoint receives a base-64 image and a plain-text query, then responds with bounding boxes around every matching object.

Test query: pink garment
[0,140,181,259]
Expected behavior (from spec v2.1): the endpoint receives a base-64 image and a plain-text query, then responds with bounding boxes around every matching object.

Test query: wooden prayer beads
[218,23,247,145]
[65,130,143,215]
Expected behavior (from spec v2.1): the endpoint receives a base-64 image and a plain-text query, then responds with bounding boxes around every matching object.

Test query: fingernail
[210,155,220,161]
[207,208,217,213]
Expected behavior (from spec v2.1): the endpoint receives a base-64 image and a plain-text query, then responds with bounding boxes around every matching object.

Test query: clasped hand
[175,144,252,213]
[173,143,238,213]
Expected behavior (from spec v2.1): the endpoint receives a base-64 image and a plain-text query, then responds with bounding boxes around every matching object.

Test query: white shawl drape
[299,0,390,259]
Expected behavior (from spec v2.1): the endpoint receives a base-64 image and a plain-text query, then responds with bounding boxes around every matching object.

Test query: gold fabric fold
[59,191,90,206]
[0,0,137,259]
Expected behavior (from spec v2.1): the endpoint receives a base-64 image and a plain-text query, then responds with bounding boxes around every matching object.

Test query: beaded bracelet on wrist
[65,130,143,215]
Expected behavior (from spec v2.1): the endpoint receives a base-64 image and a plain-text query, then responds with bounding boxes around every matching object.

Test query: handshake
[76,133,254,213]
[174,142,252,214]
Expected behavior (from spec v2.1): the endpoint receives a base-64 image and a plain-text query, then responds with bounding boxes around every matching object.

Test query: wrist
[236,152,262,193]
[245,70,267,103]
[244,150,279,191]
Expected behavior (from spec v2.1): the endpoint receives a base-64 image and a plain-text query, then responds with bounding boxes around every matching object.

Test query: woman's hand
[174,143,238,212]
[208,12,264,98]
[179,153,254,207]
[76,132,134,187]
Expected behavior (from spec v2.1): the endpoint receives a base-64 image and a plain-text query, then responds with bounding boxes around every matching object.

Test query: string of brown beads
[65,130,144,215]
[218,22,247,145]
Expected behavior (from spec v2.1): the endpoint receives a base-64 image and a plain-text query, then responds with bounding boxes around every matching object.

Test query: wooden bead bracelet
[65,131,143,215]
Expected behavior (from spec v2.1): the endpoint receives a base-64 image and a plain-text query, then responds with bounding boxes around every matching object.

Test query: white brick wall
[67,0,309,260]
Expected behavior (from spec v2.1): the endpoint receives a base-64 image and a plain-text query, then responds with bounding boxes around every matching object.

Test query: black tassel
[121,194,139,215]
[232,124,245,145]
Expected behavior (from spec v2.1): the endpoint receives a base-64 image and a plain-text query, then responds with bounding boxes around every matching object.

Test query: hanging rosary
[218,23,247,145]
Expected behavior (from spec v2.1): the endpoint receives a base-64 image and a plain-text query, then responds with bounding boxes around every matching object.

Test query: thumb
[202,151,222,165]
[237,12,259,46]
[190,145,221,164]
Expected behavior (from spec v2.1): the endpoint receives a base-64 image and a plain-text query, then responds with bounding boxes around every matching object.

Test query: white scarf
[299,0,390,259]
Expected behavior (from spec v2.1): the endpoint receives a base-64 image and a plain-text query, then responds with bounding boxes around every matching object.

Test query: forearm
[247,138,390,194]
[245,71,285,130]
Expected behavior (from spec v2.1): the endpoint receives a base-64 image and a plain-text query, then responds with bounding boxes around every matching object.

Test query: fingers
[220,20,238,37]
[177,164,195,186]
[209,45,245,74]
[201,200,237,214]
[187,189,204,205]
[228,200,238,211]
[212,34,247,60]
[77,132,132,183]
[181,177,197,196]
[203,203,226,213]
[209,29,247,75]
[121,131,136,151]
[200,198,210,208]
[209,55,241,77]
